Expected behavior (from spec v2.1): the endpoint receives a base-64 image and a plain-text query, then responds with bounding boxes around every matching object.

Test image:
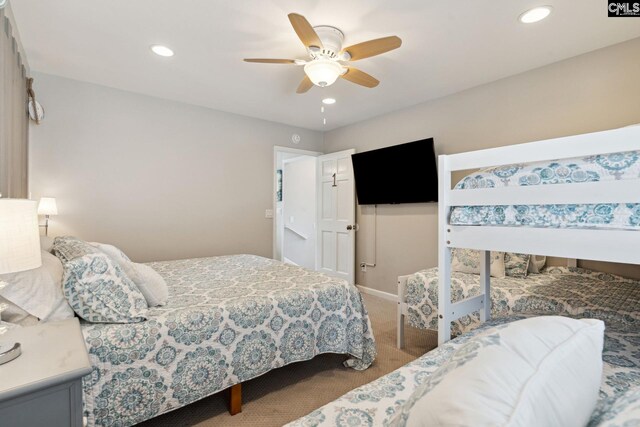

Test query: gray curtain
[0,8,29,199]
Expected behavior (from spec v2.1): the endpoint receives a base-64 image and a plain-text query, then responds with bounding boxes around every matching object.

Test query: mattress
[450,150,640,230]
[80,254,376,426]
[404,266,640,336]
[286,316,640,427]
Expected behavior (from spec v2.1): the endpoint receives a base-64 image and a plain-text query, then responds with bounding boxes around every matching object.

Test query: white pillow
[90,242,167,307]
[528,255,547,273]
[40,235,54,253]
[451,249,506,278]
[0,296,39,326]
[90,242,141,282]
[0,251,75,321]
[132,263,168,307]
[392,316,604,427]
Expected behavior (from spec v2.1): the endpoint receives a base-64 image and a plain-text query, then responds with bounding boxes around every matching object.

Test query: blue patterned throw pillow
[55,237,148,323]
[504,253,530,278]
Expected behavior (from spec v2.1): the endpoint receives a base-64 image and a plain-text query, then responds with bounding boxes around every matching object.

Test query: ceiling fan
[244,13,402,94]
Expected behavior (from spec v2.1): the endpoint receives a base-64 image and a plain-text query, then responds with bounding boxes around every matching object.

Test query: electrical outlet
[265,209,274,219]
[360,262,367,272]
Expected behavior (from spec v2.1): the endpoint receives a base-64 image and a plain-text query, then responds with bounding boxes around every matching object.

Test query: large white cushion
[392,316,604,427]
[131,263,168,307]
[0,250,75,321]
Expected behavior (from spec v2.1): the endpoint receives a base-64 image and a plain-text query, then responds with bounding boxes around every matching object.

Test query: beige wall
[29,73,323,262]
[325,37,640,294]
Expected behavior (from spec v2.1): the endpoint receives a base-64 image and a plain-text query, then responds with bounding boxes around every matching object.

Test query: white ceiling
[12,0,640,131]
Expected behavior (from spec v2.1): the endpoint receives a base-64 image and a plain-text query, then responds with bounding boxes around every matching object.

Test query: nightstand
[0,318,92,427]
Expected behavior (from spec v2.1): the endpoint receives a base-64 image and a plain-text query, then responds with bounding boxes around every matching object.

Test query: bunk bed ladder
[438,155,492,345]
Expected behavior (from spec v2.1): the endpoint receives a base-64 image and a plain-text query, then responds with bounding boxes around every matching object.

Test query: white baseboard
[283,257,298,266]
[356,285,398,302]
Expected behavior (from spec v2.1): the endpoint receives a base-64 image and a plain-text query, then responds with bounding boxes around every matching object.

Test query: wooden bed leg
[229,383,242,415]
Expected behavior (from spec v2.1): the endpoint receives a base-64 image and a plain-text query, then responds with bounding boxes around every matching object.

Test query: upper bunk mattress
[450,150,640,230]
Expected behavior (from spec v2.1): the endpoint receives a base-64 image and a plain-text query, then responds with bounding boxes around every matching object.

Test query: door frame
[272,146,322,261]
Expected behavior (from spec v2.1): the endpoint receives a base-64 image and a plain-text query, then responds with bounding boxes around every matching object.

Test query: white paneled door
[316,149,356,284]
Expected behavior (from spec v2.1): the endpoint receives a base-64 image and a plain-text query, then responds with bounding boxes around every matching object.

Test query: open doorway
[273,147,358,284]
[273,146,321,268]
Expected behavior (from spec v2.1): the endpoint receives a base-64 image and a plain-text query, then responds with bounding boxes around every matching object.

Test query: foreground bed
[288,315,640,426]
[80,254,376,426]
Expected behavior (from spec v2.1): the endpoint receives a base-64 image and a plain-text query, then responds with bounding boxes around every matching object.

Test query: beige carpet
[140,294,437,427]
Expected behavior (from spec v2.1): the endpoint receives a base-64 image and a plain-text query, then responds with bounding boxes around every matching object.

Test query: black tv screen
[351,138,438,205]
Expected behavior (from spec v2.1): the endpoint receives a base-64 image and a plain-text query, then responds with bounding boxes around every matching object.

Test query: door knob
[346,225,353,231]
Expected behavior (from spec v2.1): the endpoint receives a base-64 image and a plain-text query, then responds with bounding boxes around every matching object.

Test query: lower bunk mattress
[80,254,376,426]
[287,316,640,427]
[404,266,640,336]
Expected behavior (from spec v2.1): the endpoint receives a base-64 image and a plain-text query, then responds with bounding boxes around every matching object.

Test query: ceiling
[11,1,640,131]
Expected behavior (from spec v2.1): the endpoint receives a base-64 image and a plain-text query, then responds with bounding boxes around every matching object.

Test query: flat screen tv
[351,138,438,205]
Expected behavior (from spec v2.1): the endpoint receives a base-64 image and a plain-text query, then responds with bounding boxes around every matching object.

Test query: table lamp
[37,197,58,236]
[0,199,42,365]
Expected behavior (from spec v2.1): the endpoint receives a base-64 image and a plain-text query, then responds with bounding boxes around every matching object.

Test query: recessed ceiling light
[519,6,552,23]
[322,98,336,105]
[150,45,174,57]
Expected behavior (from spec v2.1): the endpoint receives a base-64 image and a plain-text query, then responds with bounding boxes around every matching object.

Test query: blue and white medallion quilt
[80,255,376,426]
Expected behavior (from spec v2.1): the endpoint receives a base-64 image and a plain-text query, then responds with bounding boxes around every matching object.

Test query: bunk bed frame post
[397,277,406,348]
[438,155,453,345]
[479,251,491,322]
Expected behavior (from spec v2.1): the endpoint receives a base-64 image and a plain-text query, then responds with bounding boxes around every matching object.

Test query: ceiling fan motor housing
[311,26,345,59]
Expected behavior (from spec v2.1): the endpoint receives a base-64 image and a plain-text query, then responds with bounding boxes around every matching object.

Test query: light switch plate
[265,209,274,219]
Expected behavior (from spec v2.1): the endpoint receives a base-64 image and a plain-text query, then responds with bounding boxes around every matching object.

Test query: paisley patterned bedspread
[404,266,640,336]
[286,316,640,427]
[450,150,640,230]
[80,255,376,426]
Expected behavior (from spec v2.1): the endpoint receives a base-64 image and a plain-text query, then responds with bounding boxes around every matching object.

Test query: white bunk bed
[437,125,640,345]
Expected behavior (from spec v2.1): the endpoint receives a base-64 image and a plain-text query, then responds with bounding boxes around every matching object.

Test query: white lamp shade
[304,59,343,87]
[38,197,58,215]
[0,199,42,274]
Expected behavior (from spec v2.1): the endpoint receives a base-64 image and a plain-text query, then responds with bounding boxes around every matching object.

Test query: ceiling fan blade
[340,67,379,88]
[341,36,402,61]
[296,75,314,94]
[244,58,297,64]
[288,13,323,49]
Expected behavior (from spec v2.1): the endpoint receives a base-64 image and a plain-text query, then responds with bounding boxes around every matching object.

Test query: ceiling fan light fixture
[304,59,343,87]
